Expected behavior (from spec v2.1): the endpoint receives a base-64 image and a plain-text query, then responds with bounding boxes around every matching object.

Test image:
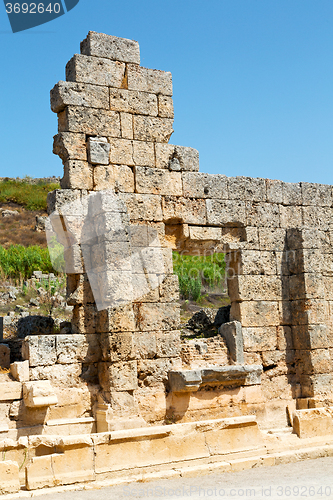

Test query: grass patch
[172,252,226,301]
[0,245,55,281]
[0,179,59,211]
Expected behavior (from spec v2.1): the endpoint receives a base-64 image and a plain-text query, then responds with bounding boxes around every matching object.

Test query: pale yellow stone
[132,140,155,166]
[94,165,134,192]
[109,138,134,165]
[0,460,20,494]
[120,112,133,139]
[135,167,182,196]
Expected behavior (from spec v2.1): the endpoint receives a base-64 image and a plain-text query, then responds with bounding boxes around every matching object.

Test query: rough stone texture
[219,321,244,364]
[0,461,20,494]
[45,31,333,438]
[51,81,109,113]
[127,64,173,96]
[66,54,125,87]
[87,136,110,165]
[80,31,140,64]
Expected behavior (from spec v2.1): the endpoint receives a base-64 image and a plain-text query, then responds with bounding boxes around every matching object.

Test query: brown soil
[0,202,47,248]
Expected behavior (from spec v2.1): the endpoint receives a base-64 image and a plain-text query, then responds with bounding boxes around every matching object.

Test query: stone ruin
[1,31,333,493]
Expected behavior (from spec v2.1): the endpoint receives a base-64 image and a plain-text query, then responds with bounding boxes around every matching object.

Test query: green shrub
[173,252,226,301]
[0,179,59,211]
[0,245,55,281]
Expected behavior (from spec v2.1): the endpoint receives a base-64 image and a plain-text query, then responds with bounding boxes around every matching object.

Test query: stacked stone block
[48,31,333,427]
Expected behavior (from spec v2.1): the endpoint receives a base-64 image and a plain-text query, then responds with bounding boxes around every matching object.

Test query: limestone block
[72,304,97,334]
[99,361,138,391]
[120,193,163,221]
[219,321,244,363]
[56,334,101,364]
[159,275,180,302]
[280,205,302,228]
[22,335,56,367]
[241,326,278,351]
[243,177,266,201]
[289,273,325,300]
[293,408,333,438]
[23,381,58,408]
[67,274,95,305]
[182,172,227,198]
[94,269,134,307]
[66,54,125,87]
[127,63,173,95]
[301,182,332,206]
[258,227,286,251]
[276,326,293,350]
[53,132,87,162]
[168,370,202,392]
[62,243,84,274]
[51,81,109,113]
[132,331,157,359]
[52,445,95,485]
[287,228,327,250]
[10,360,29,382]
[134,302,180,331]
[228,275,282,301]
[0,460,20,494]
[109,88,158,115]
[155,144,199,171]
[206,199,246,226]
[132,140,155,166]
[156,331,181,358]
[87,137,110,165]
[162,196,206,224]
[226,250,277,276]
[300,373,333,398]
[91,240,132,272]
[100,332,134,361]
[138,358,181,387]
[282,182,302,205]
[0,344,10,369]
[26,455,54,490]
[61,160,93,190]
[158,95,174,118]
[81,31,140,64]
[295,349,332,375]
[188,226,222,241]
[246,202,280,228]
[290,299,328,325]
[47,189,84,215]
[133,115,174,143]
[292,324,331,350]
[120,112,133,139]
[94,164,134,192]
[266,179,283,203]
[109,138,134,165]
[135,167,182,195]
[58,106,121,137]
[231,301,279,328]
[0,382,22,401]
[29,364,82,387]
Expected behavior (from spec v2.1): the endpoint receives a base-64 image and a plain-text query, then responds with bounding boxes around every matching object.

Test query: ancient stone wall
[46,31,333,429]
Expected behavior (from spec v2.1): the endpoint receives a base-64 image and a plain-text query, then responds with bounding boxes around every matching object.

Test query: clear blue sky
[1,0,333,184]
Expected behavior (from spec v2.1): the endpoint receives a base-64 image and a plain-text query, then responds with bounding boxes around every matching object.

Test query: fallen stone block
[219,321,244,364]
[10,360,29,382]
[23,381,58,408]
[293,407,333,438]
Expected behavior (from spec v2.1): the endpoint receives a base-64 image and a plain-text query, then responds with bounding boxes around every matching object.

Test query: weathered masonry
[1,31,333,494]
